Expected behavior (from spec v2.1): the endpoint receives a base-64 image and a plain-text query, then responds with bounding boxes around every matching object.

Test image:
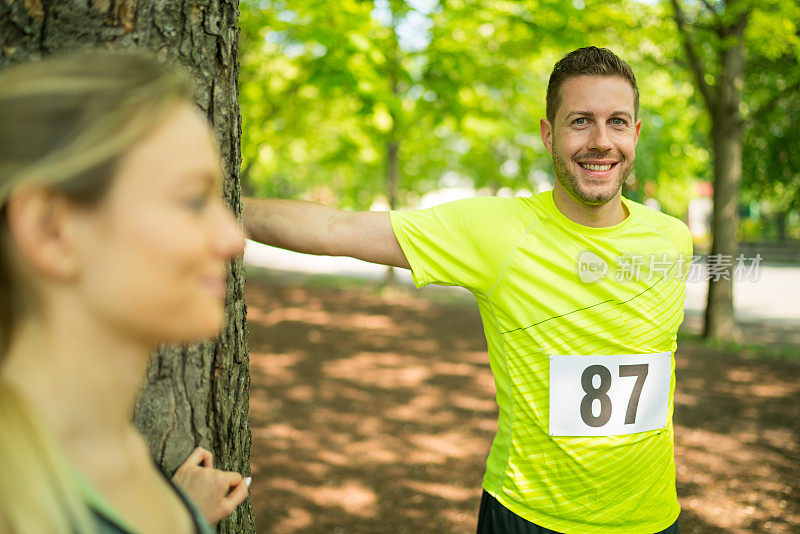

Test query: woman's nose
[212,200,246,259]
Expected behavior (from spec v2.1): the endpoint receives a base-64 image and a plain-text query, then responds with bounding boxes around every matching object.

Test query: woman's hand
[172,447,251,524]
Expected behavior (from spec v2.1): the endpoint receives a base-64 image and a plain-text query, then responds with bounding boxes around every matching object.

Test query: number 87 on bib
[548,352,672,437]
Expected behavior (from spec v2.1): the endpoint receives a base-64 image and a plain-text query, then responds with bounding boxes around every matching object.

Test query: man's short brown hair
[546,46,639,124]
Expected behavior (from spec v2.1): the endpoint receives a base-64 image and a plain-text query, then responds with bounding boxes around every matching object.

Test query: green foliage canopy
[239,0,798,219]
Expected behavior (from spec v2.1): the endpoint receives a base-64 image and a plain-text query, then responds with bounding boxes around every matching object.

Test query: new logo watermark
[576,252,763,283]
[577,251,609,283]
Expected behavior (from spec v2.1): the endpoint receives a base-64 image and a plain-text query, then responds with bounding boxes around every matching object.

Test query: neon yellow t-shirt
[390,189,692,533]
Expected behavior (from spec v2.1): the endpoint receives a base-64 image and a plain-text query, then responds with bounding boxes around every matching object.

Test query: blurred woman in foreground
[0,50,248,532]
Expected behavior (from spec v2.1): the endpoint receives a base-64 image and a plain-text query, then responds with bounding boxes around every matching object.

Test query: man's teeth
[580,163,614,171]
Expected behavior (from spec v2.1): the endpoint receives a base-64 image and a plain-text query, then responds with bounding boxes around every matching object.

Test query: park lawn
[245,269,799,534]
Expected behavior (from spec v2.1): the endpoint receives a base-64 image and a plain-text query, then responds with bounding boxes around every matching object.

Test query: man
[244,47,691,534]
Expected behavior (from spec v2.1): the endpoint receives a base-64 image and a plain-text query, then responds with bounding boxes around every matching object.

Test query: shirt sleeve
[389,196,524,293]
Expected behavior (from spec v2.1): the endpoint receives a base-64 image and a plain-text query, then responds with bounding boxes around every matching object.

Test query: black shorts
[476,490,680,534]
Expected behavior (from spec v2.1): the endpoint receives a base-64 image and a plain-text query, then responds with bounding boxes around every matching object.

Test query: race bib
[548,352,671,437]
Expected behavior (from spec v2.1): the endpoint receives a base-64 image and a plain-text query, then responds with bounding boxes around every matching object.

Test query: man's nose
[588,124,613,151]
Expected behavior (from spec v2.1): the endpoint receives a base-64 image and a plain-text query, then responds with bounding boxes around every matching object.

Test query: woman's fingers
[183,446,214,468]
[222,473,250,511]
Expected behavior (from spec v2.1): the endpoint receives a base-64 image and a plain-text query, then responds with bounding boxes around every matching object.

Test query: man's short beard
[551,147,634,206]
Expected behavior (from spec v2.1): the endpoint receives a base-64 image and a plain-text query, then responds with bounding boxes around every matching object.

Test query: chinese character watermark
[576,252,762,283]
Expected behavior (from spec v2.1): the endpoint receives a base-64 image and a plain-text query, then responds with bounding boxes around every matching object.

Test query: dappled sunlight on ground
[674,345,800,533]
[246,274,800,533]
[247,277,492,533]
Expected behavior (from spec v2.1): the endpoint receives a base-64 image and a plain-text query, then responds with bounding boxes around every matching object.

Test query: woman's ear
[5,187,79,281]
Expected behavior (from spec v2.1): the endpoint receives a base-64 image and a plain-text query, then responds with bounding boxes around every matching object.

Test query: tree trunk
[240,156,257,197]
[703,26,745,343]
[0,2,254,532]
[383,139,399,286]
[776,210,787,243]
[704,112,743,341]
[387,140,399,212]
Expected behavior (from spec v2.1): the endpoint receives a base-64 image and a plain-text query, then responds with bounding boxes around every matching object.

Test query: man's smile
[577,161,619,175]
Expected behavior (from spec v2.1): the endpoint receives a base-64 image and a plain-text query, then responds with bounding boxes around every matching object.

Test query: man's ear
[540,118,553,155]
[5,187,79,281]
[634,118,642,146]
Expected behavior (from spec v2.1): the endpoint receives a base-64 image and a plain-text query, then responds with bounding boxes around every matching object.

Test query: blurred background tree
[239,0,709,214]
[669,0,800,341]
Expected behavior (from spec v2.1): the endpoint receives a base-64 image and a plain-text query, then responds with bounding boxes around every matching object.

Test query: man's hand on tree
[172,447,251,524]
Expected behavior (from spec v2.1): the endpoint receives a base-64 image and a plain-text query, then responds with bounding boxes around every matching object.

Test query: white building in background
[687,181,713,248]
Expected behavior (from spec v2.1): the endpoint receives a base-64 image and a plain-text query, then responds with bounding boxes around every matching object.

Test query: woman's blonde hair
[0,49,195,533]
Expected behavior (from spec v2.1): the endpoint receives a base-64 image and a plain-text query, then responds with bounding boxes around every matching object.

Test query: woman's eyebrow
[175,170,222,190]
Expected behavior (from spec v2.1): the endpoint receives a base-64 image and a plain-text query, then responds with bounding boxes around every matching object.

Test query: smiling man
[244,47,691,534]
[543,53,642,227]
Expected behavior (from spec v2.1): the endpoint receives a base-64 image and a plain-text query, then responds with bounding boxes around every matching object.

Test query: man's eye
[573,117,587,125]
[611,118,626,126]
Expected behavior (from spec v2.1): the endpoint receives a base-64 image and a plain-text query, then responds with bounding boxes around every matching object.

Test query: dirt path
[245,273,800,533]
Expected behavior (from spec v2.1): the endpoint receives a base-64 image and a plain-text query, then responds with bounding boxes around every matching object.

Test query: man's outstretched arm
[242,197,411,269]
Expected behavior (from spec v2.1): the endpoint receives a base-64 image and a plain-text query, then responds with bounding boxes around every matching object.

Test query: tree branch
[670,0,717,112]
[698,0,730,36]
[698,0,723,24]
[744,78,800,128]
[693,20,723,34]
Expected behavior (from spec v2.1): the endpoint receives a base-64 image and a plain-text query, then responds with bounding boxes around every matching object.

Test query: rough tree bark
[0,1,254,532]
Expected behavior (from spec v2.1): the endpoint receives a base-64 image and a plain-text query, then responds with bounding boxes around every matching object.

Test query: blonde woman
[0,50,249,532]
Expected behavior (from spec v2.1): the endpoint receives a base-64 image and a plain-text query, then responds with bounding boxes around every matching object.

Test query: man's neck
[552,184,629,228]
